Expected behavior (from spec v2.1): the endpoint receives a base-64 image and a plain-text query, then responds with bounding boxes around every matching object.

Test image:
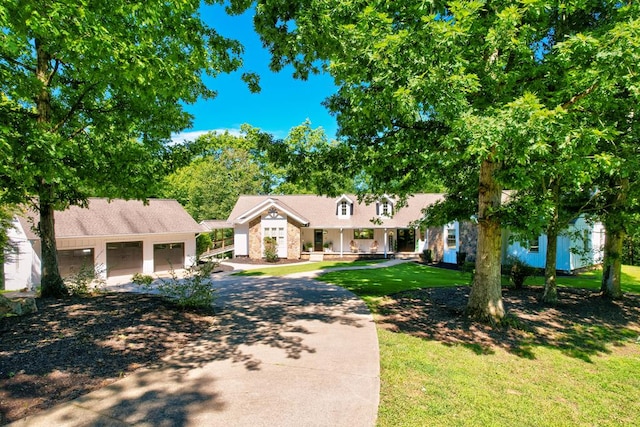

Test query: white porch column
[384,228,388,259]
[340,228,344,258]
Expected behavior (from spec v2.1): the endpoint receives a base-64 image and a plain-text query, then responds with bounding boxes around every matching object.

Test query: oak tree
[0,0,257,296]
[248,0,640,321]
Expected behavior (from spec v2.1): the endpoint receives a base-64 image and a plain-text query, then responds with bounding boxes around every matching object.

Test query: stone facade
[286,218,301,259]
[459,221,478,262]
[248,217,262,259]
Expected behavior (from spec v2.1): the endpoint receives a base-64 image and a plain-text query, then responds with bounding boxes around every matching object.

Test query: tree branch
[52,83,98,133]
[561,82,599,110]
[0,54,36,74]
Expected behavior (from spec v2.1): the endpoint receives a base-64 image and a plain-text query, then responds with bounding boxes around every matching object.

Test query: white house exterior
[223,193,604,274]
[3,198,203,291]
[226,194,446,260]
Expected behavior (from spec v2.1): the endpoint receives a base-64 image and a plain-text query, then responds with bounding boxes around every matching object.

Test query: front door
[397,229,416,252]
[314,229,324,252]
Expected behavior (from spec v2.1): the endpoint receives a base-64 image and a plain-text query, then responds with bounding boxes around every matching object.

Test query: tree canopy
[0,0,257,296]
[247,0,640,320]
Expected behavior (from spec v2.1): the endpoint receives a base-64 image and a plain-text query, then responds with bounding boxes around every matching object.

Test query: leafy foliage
[63,263,106,296]
[0,0,257,296]
[249,0,640,318]
[152,260,219,310]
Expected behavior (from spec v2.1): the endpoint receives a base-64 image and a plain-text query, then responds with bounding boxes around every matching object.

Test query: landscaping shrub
[150,259,218,309]
[131,272,154,286]
[456,251,467,266]
[264,236,278,262]
[420,249,433,263]
[64,263,106,296]
[504,255,536,289]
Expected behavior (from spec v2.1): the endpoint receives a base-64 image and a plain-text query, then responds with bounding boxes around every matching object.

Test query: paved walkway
[11,262,387,426]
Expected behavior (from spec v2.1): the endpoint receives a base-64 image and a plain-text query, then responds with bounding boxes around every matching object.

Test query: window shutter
[336,204,339,215]
[376,202,380,216]
[350,203,354,215]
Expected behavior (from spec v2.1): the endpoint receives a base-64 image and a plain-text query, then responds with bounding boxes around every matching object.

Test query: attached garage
[106,241,143,277]
[154,243,184,272]
[57,248,94,277]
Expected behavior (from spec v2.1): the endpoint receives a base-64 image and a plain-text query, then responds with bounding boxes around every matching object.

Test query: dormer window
[340,201,348,216]
[381,201,391,216]
[336,195,354,218]
[377,197,393,217]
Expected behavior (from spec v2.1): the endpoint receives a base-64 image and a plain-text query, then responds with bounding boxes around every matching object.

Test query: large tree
[0,0,257,296]
[248,0,640,322]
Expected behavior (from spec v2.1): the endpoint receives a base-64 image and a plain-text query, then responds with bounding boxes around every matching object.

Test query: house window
[381,201,391,216]
[340,201,348,216]
[446,228,456,248]
[529,237,540,253]
[265,227,284,242]
[354,228,374,239]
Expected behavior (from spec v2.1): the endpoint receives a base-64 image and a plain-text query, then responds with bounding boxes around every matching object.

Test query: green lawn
[320,262,640,303]
[378,329,639,427]
[231,259,384,277]
[319,263,640,426]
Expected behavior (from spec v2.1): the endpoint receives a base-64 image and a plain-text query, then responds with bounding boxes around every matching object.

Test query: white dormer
[376,195,394,218]
[335,194,354,219]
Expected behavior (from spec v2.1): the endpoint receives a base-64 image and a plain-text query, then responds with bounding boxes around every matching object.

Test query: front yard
[318,263,640,426]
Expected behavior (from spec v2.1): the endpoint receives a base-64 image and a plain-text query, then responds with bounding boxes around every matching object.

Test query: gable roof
[227,194,446,229]
[232,197,310,225]
[19,198,203,239]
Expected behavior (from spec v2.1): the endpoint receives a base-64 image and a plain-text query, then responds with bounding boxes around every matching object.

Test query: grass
[527,264,640,294]
[231,259,385,277]
[319,262,640,426]
[378,329,640,427]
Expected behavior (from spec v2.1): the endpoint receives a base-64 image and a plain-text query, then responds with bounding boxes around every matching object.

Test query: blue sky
[172,4,339,144]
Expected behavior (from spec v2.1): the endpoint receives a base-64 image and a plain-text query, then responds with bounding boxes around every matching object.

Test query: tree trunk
[601,225,624,299]
[542,184,560,304]
[35,39,66,297]
[0,248,5,291]
[542,224,559,303]
[39,199,66,297]
[467,157,505,323]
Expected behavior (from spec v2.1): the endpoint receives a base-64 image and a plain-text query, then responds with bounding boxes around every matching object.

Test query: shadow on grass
[376,286,640,362]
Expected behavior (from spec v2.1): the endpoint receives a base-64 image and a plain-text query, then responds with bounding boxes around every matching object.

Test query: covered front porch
[300,227,425,259]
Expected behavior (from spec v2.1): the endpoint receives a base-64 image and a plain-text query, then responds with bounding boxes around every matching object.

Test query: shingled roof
[227,194,446,229]
[20,198,203,239]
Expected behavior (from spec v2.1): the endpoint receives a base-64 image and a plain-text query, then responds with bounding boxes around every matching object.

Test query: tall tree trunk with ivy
[467,158,505,322]
[542,224,559,303]
[600,178,628,299]
[601,225,624,299]
[542,184,560,304]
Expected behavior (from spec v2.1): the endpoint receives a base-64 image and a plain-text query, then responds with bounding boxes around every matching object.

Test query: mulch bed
[0,294,215,425]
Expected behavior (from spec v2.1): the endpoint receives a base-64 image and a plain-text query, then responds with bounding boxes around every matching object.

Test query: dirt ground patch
[0,294,215,425]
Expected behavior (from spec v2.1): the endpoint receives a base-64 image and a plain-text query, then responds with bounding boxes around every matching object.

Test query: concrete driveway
[12,273,380,426]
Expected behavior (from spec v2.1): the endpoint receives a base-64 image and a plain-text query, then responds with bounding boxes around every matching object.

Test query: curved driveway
[13,271,380,426]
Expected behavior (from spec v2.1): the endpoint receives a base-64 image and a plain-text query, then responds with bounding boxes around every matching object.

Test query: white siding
[234,223,249,256]
[4,219,37,291]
